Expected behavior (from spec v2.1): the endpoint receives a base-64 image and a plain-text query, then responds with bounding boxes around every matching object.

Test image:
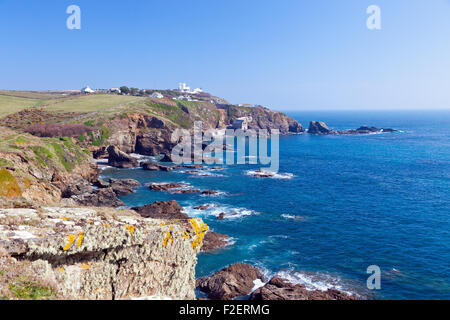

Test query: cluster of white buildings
[81,86,95,94]
[178,83,203,95]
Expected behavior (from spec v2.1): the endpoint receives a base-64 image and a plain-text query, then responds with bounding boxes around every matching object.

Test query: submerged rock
[250,276,357,300]
[107,146,139,169]
[196,263,265,300]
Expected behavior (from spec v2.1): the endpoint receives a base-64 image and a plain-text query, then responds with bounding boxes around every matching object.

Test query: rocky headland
[0,90,377,300]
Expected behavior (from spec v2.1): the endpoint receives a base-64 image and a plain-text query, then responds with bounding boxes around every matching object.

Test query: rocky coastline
[0,97,392,300]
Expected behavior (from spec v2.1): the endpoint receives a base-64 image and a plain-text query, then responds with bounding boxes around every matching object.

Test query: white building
[150,92,164,99]
[81,86,95,94]
[178,83,203,94]
[231,117,252,130]
[110,88,121,93]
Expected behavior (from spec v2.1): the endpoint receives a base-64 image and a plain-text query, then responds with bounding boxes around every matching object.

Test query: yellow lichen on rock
[77,232,84,247]
[63,234,76,251]
[188,218,209,249]
[63,232,83,251]
[125,225,136,235]
[163,231,173,248]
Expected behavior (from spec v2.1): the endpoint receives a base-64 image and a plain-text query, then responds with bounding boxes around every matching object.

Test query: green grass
[0,95,47,118]
[8,280,56,300]
[46,94,144,113]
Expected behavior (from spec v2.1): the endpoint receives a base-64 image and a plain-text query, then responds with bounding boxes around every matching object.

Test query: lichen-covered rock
[0,207,207,300]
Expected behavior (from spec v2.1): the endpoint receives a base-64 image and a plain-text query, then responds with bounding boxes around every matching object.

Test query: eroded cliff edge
[0,207,207,300]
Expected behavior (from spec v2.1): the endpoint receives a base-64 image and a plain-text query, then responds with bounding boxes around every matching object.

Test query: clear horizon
[1,0,450,111]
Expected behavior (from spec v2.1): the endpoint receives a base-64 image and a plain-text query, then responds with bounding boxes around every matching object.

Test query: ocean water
[102,110,450,300]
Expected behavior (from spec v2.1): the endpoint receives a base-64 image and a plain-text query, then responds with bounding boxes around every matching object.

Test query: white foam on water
[281,214,307,221]
[274,269,355,296]
[245,170,295,180]
[184,203,259,220]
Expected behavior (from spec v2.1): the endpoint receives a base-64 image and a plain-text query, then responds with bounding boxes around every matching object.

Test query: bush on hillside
[25,124,92,138]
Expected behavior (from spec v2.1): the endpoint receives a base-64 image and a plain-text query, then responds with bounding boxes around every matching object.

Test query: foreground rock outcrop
[196,263,265,300]
[0,207,207,300]
[250,276,356,300]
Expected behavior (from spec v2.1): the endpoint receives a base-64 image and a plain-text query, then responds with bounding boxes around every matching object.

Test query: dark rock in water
[194,204,214,211]
[109,178,140,196]
[252,169,275,178]
[141,162,175,172]
[107,146,139,168]
[171,189,201,194]
[308,121,333,134]
[217,213,225,220]
[160,153,173,163]
[61,177,92,198]
[72,188,125,208]
[201,232,231,253]
[381,128,398,133]
[183,164,205,169]
[149,183,188,191]
[250,277,357,300]
[196,263,265,300]
[132,200,189,220]
[93,178,110,189]
[308,122,399,136]
[202,190,219,195]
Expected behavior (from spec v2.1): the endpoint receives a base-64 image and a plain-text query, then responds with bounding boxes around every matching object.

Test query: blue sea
[102,110,450,300]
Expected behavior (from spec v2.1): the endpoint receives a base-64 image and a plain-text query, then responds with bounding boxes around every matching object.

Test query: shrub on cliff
[25,124,92,138]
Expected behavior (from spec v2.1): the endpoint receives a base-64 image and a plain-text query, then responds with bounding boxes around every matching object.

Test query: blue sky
[1,0,450,110]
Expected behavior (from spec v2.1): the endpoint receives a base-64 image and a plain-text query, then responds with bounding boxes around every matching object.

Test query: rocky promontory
[308,121,399,135]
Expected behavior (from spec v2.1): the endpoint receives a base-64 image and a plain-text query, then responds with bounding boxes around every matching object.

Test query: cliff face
[227,105,305,134]
[0,207,206,300]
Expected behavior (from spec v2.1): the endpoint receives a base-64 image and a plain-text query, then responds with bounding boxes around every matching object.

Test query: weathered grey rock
[0,207,208,300]
[61,177,92,198]
[250,277,357,300]
[107,146,139,169]
[71,188,125,207]
[196,263,265,300]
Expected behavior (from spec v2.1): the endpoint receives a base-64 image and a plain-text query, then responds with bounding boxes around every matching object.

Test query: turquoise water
[102,110,450,300]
